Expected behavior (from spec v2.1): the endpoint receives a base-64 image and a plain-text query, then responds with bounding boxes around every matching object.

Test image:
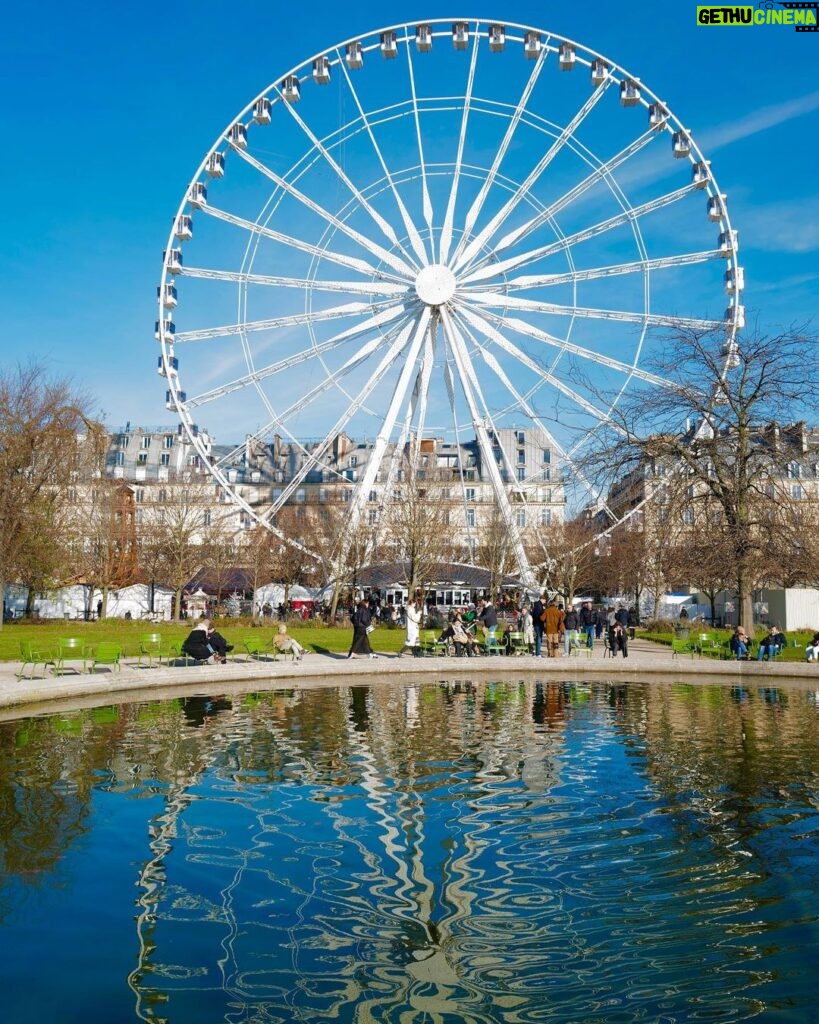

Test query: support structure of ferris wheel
[156,19,743,587]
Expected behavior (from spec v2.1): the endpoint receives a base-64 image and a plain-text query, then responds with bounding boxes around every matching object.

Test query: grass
[641,627,814,662]
[0,618,412,662]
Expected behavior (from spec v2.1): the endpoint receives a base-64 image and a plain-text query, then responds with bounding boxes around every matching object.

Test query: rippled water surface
[1,679,818,1023]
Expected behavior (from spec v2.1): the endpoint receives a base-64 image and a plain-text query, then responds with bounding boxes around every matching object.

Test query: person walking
[532,593,546,657]
[348,599,377,659]
[399,597,423,656]
[478,598,498,644]
[542,600,565,658]
[579,600,595,649]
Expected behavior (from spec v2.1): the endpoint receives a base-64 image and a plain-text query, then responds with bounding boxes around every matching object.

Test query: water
[0,679,817,1023]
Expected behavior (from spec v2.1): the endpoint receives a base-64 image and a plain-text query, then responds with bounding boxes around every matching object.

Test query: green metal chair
[17,640,57,679]
[671,637,697,659]
[55,638,90,675]
[243,637,279,662]
[418,630,448,656]
[507,631,528,655]
[138,633,176,668]
[483,632,503,656]
[90,642,122,673]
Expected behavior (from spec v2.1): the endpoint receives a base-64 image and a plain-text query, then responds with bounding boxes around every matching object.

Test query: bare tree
[585,326,818,628]
[0,363,99,627]
[147,477,213,619]
[525,518,598,604]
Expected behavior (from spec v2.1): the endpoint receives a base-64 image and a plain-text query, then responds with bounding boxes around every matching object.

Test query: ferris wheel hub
[415,264,456,306]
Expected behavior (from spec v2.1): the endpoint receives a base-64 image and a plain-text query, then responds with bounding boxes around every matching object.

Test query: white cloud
[697,91,819,152]
[740,196,819,253]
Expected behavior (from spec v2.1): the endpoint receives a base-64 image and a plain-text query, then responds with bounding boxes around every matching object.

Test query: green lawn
[0,619,410,662]
[642,628,813,662]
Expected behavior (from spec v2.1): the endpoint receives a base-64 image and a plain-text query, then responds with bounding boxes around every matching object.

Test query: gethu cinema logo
[697,3,818,26]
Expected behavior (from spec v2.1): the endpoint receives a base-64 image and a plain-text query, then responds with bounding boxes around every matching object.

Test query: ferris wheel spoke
[461,182,698,286]
[474,249,722,293]
[409,317,437,464]
[459,127,660,282]
[261,316,422,518]
[405,35,434,240]
[337,52,428,266]
[185,306,407,410]
[466,291,722,332]
[225,148,416,279]
[456,304,625,431]
[464,305,673,387]
[201,202,402,280]
[182,265,408,297]
[452,309,606,507]
[439,306,533,583]
[449,48,549,268]
[273,83,419,270]
[344,309,432,536]
[442,358,479,552]
[174,299,401,344]
[453,78,612,274]
[438,23,480,264]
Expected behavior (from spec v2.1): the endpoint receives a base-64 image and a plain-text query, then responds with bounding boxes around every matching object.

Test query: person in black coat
[182,620,232,663]
[531,594,546,657]
[348,600,376,658]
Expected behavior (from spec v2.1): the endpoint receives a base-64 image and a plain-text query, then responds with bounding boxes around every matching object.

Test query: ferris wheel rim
[157,17,743,580]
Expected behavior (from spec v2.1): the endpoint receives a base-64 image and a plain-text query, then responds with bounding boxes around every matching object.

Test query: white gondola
[188,182,207,208]
[158,283,177,309]
[718,230,739,257]
[452,22,469,49]
[165,248,183,274]
[524,30,541,58]
[174,215,193,241]
[155,318,175,340]
[489,24,505,52]
[724,266,745,294]
[558,42,575,69]
[165,389,186,410]
[228,123,247,149]
[620,79,640,106]
[157,354,179,377]
[206,152,225,178]
[312,56,330,83]
[346,41,363,68]
[281,75,300,102]
[590,59,608,87]
[415,24,432,51]
[380,30,397,58]
[691,161,710,188]
[177,422,199,438]
[721,341,740,370]
[672,131,690,158]
[707,195,726,222]
[253,98,272,125]
[648,102,667,130]
[724,304,746,329]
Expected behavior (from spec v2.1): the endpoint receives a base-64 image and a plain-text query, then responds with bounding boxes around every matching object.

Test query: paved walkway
[2,636,817,718]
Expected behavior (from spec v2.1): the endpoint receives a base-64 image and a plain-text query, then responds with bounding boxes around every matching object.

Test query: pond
[1,678,817,1023]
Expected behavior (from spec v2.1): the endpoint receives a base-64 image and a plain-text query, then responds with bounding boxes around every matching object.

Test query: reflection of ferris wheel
[156,19,742,581]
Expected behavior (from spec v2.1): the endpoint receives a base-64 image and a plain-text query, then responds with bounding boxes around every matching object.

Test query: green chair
[671,637,697,659]
[243,637,279,662]
[17,640,57,679]
[483,632,503,656]
[138,633,176,667]
[55,638,90,675]
[507,631,528,655]
[418,630,448,656]
[90,642,122,673]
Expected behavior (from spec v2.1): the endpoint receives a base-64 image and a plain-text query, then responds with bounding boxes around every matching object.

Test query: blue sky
[1,0,817,438]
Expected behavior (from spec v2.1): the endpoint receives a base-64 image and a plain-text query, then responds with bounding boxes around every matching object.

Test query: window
[114,451,125,467]
[516,431,525,445]
[442,509,450,526]
[319,487,327,502]
[163,434,174,449]
[683,507,695,525]
[516,467,526,482]
[134,489,144,504]
[543,467,551,481]
[465,487,476,501]
[349,455,358,468]
[369,490,378,503]
[203,509,212,527]
[141,436,151,449]
[158,488,167,503]
[272,488,283,501]
[368,509,378,526]
[516,508,526,528]
[188,455,200,468]
[792,484,804,500]
[517,449,526,464]
[296,488,305,503]
[542,449,551,464]
[787,461,802,479]
[539,509,552,527]
[466,508,476,528]
[137,452,148,466]
[239,511,250,528]
[160,452,170,466]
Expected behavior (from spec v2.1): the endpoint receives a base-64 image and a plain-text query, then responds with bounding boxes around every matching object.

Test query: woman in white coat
[399,598,423,656]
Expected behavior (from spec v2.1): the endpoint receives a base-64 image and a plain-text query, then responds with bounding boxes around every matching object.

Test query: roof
[356,561,526,591]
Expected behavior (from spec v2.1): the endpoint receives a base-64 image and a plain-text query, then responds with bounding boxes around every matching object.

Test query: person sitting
[771,627,786,654]
[805,632,819,662]
[438,612,475,657]
[757,626,784,661]
[729,626,750,660]
[182,620,233,663]
[271,622,305,661]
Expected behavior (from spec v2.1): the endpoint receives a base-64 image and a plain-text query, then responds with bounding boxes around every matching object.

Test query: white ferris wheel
[156,19,743,585]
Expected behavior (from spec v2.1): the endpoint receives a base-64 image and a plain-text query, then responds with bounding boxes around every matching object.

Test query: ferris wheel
[156,19,742,583]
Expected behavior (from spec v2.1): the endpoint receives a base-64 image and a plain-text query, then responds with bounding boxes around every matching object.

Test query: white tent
[254,584,318,611]
[34,583,174,621]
